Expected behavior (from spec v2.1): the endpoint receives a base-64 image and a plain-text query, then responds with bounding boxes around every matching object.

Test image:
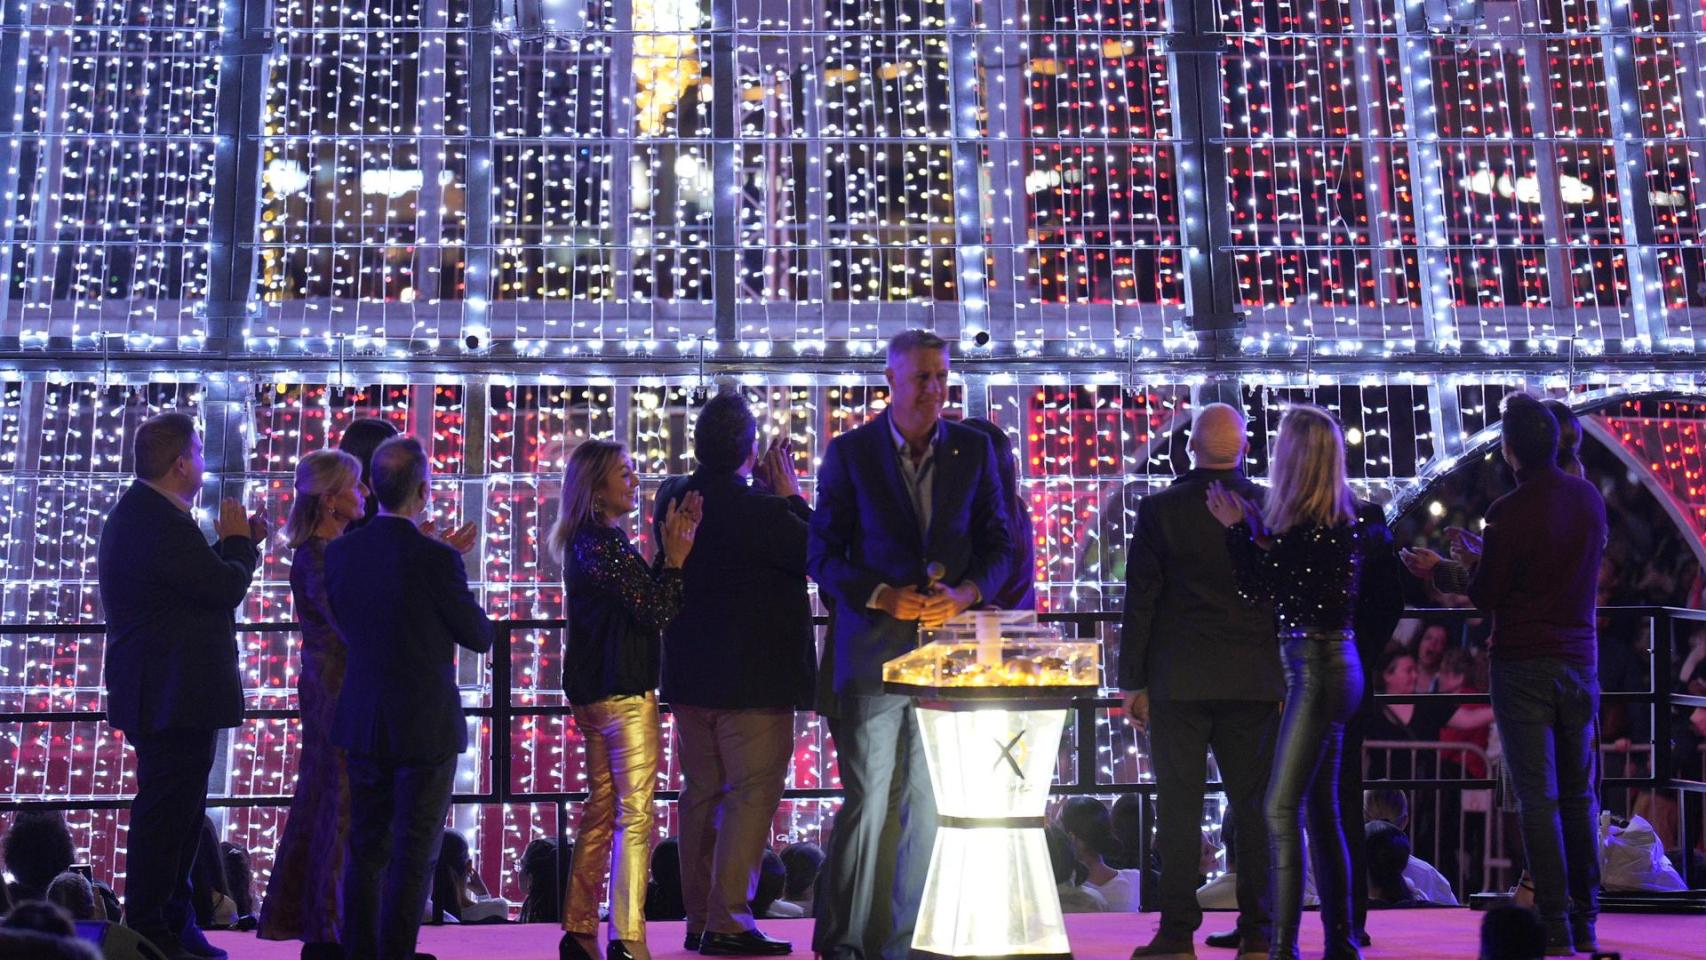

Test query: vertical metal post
[1169,0,1242,338]
[412,0,452,312]
[709,0,737,341]
[976,0,1030,343]
[944,0,988,341]
[1399,0,1460,347]
[465,0,497,341]
[0,0,32,332]
[1514,3,1576,318]
[609,0,637,306]
[1603,0,1671,350]
[206,0,274,342]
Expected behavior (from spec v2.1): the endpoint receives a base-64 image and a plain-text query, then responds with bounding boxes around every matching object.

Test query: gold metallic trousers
[563,692,660,942]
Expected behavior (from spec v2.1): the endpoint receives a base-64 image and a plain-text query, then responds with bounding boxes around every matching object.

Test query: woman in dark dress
[258,449,367,960]
[548,439,700,960]
[1208,404,1374,960]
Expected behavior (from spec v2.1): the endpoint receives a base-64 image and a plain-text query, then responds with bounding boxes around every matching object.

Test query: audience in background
[1363,791,1457,906]
[515,838,573,924]
[335,417,400,529]
[1057,796,1142,911]
[1045,824,1107,913]
[3,812,77,902]
[429,831,510,924]
[43,872,159,960]
[644,838,687,922]
[775,842,824,918]
[45,874,97,920]
[750,851,791,920]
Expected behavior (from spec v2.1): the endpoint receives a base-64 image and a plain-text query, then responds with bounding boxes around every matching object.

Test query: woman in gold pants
[548,439,701,960]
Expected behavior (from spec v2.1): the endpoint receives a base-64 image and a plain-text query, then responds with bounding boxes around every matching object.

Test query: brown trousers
[673,704,795,934]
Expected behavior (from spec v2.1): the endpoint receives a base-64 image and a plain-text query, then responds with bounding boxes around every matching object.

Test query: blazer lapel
[923,425,965,554]
[872,411,923,551]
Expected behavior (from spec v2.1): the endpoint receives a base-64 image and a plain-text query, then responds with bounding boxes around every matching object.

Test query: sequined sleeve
[571,528,684,632]
[1225,520,1277,605]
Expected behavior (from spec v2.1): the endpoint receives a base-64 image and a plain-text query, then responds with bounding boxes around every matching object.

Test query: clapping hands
[751,435,800,499]
[661,490,703,569]
[420,518,479,554]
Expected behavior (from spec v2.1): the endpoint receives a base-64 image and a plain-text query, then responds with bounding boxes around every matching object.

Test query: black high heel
[606,942,640,960]
[560,933,597,960]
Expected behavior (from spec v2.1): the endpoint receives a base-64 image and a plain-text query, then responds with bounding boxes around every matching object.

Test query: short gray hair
[886,329,948,366]
[369,436,429,511]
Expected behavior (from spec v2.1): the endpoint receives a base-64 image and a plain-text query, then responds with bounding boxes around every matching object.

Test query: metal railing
[4,606,1706,889]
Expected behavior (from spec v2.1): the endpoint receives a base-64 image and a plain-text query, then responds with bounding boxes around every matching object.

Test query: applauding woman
[1207,405,1371,960]
[548,440,701,960]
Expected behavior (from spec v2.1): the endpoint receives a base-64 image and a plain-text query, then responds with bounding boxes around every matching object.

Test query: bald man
[1119,403,1281,960]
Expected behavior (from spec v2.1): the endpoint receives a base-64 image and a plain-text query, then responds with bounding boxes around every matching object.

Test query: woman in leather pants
[1208,404,1372,960]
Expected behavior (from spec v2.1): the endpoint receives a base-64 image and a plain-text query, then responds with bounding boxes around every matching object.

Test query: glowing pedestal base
[908,703,1072,960]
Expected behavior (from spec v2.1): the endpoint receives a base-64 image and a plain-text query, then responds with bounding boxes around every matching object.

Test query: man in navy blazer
[99,412,264,960]
[809,329,1011,960]
[326,436,494,960]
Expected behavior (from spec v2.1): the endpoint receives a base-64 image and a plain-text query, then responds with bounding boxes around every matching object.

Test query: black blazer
[1118,468,1283,702]
[807,411,1012,699]
[326,516,494,762]
[1353,499,1407,689]
[652,469,815,710]
[98,482,260,735]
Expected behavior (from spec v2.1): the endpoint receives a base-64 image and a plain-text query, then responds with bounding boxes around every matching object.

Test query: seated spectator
[1107,794,1143,870]
[1365,822,1416,907]
[189,817,237,929]
[4,901,77,938]
[1361,792,1457,906]
[1479,905,1546,960]
[1045,824,1106,913]
[776,842,824,918]
[218,842,258,930]
[1195,810,1318,910]
[429,830,510,923]
[0,928,102,960]
[752,849,796,919]
[45,875,163,960]
[45,874,97,920]
[644,838,687,921]
[1057,797,1142,911]
[3,811,77,901]
[516,838,572,923]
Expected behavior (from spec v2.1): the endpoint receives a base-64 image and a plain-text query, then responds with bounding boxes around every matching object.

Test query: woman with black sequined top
[547,439,702,960]
[1208,404,1369,960]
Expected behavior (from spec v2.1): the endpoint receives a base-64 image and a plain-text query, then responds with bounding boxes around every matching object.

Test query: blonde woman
[259,449,367,960]
[1207,405,1370,960]
[548,440,701,960]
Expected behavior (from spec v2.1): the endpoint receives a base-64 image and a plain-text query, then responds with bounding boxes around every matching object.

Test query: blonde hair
[285,449,363,548]
[1263,404,1356,535]
[548,439,628,562]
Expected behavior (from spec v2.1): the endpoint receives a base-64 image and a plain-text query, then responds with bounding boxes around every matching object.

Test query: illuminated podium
[883,612,1101,960]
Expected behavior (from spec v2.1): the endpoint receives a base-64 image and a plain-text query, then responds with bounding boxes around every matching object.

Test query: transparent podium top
[882,610,1101,699]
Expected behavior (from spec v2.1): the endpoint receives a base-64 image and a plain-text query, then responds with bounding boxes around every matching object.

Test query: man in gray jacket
[1120,403,1281,960]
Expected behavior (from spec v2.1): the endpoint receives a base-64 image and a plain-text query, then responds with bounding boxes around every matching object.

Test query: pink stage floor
[210,911,1706,960]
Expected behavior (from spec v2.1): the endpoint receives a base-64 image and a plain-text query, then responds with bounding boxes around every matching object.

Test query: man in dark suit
[653,390,813,957]
[99,412,264,960]
[808,329,1011,960]
[326,436,494,960]
[1119,403,1280,960]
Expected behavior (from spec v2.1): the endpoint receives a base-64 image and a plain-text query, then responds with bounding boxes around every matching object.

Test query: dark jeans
[1489,656,1600,927]
[125,728,220,936]
[1148,698,1279,945]
[341,753,456,960]
[813,694,935,960]
[1267,637,1363,959]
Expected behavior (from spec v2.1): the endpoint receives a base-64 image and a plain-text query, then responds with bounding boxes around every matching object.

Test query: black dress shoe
[1355,930,1372,948]
[561,933,598,960]
[700,930,793,956]
[607,941,641,960]
[1204,930,1241,949]
[686,932,704,951]
[128,927,200,960]
[301,944,344,960]
[177,924,229,960]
